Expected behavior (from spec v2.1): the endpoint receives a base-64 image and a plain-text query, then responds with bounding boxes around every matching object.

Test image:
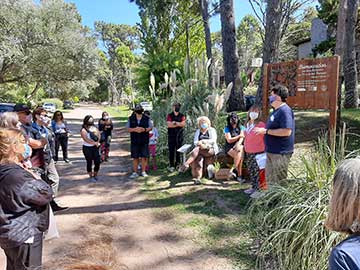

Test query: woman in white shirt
[80,115,101,182]
[179,116,218,184]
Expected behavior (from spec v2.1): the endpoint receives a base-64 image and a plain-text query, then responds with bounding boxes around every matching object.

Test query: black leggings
[82,145,101,173]
[54,133,68,161]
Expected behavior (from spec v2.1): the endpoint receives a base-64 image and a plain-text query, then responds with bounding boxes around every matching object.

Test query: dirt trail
[0,104,233,270]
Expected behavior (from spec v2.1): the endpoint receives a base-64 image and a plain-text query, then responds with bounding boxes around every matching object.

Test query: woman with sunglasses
[0,128,52,270]
[51,111,70,163]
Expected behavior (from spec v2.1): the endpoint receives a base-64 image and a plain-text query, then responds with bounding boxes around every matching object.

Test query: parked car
[140,101,153,111]
[63,100,74,109]
[245,95,256,111]
[43,103,56,113]
[0,103,15,114]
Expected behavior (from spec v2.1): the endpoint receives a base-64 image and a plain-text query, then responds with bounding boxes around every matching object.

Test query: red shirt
[244,121,265,153]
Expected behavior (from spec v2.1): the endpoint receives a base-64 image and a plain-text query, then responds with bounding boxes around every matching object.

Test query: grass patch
[139,108,360,269]
[102,105,129,125]
[141,168,255,269]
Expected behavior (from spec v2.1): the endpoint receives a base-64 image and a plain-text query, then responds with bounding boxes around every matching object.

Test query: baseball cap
[14,104,31,113]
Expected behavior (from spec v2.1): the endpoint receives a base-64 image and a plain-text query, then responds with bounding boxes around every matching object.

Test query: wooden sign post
[262,56,340,146]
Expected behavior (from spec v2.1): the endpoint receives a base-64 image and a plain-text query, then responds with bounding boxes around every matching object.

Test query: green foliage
[135,50,182,98]
[0,0,99,83]
[94,22,137,103]
[0,83,47,104]
[248,132,359,270]
[73,96,80,103]
[89,78,109,102]
[236,15,263,69]
[317,0,340,27]
[0,0,100,102]
[148,58,232,161]
[94,22,139,52]
[313,37,336,56]
[279,7,317,61]
[317,0,360,34]
[132,0,207,101]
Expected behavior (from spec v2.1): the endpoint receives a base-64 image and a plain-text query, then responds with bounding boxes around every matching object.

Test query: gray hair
[0,112,19,129]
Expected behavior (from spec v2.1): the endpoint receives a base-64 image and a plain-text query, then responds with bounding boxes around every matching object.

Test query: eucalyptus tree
[94,22,138,103]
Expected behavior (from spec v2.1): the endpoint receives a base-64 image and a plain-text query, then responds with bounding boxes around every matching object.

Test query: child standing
[244,105,267,197]
[98,111,113,162]
[144,111,158,171]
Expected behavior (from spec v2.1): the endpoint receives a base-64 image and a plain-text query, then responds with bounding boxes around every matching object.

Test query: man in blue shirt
[255,85,295,184]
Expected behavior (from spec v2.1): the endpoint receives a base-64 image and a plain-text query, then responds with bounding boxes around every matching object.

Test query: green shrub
[73,96,80,103]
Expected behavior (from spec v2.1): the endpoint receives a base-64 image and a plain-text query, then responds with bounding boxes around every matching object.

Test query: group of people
[127,85,295,195]
[0,104,71,270]
[126,84,360,269]
[0,105,113,269]
[0,83,358,270]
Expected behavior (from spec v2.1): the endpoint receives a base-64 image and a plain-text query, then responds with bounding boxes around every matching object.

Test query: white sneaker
[168,167,175,172]
[141,171,148,177]
[129,172,139,179]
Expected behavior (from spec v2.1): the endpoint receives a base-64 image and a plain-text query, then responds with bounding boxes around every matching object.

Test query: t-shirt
[149,127,159,145]
[265,104,295,154]
[329,235,360,270]
[244,122,266,154]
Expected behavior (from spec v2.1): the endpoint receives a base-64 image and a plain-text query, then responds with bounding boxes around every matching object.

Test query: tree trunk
[335,0,347,126]
[27,82,41,100]
[343,0,359,108]
[199,0,213,88]
[255,0,282,105]
[220,0,245,111]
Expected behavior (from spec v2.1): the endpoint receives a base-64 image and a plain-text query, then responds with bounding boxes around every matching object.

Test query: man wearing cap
[126,104,153,179]
[254,85,295,185]
[166,102,186,172]
[14,104,47,168]
[15,104,68,212]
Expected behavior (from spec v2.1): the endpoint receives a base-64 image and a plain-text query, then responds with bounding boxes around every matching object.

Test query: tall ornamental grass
[149,56,230,165]
[248,131,359,270]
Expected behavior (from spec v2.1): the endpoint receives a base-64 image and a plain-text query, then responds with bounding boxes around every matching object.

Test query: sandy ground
[0,104,233,270]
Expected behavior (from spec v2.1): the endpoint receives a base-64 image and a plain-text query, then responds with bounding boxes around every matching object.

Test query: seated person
[224,112,245,182]
[179,116,219,185]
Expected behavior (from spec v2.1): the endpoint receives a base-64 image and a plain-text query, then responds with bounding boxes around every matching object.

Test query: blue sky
[65,0,256,33]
